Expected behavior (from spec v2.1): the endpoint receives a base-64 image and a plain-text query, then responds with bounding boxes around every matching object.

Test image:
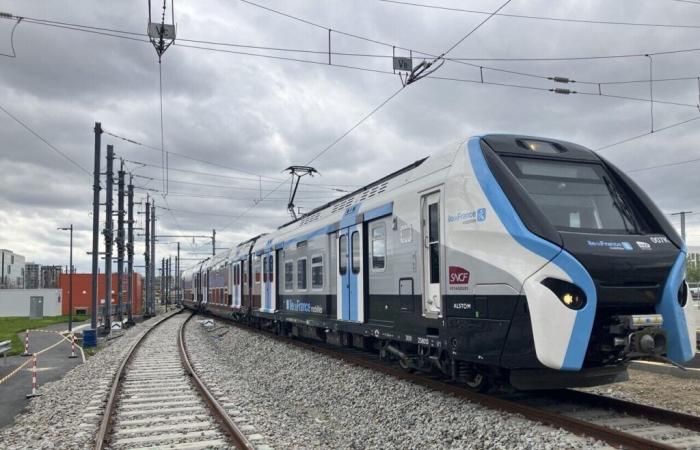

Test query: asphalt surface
[0,320,88,430]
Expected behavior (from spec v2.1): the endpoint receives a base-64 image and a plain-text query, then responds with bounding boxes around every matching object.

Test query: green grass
[0,315,90,356]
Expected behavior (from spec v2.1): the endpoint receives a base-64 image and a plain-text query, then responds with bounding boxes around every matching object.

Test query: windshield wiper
[602,175,637,234]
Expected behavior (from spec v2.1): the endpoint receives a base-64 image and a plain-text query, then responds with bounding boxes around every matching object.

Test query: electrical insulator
[551,88,576,95]
[549,76,574,83]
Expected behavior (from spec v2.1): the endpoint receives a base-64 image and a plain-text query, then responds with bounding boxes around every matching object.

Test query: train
[181,134,696,391]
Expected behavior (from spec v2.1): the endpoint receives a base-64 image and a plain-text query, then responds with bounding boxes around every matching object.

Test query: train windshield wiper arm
[602,175,637,234]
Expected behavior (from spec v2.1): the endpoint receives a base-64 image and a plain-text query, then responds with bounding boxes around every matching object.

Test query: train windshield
[504,157,642,234]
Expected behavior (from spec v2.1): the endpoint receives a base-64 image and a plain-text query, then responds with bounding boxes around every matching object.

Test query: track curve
[94,311,254,450]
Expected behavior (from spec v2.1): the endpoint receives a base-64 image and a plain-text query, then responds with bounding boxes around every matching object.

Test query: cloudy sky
[2,0,700,273]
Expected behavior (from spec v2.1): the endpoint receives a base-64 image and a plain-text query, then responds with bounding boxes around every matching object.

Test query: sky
[2,0,700,273]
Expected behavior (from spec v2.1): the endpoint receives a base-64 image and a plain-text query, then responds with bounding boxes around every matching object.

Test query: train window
[243,262,248,286]
[262,256,268,283]
[311,255,323,289]
[285,261,294,291]
[504,157,644,234]
[268,254,274,283]
[254,256,261,284]
[371,223,386,271]
[351,231,361,274]
[297,258,307,290]
[428,203,440,284]
[339,235,348,275]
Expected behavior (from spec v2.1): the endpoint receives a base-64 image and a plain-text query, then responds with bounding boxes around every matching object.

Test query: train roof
[190,134,601,266]
[481,134,599,161]
[277,156,428,230]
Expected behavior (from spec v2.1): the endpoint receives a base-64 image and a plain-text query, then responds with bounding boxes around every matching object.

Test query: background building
[24,262,41,289]
[59,273,143,317]
[688,246,700,270]
[41,265,62,288]
[0,249,25,289]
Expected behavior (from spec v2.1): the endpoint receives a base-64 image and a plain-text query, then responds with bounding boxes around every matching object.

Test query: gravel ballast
[0,311,179,450]
[581,368,700,416]
[185,316,601,450]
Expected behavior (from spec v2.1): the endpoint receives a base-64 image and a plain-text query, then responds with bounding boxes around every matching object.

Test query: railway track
[94,311,255,450]
[202,313,700,450]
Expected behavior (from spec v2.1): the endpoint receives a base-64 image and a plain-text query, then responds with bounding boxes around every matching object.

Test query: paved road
[0,320,88,430]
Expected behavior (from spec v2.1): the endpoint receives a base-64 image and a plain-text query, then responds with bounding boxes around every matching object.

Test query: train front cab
[458,135,696,389]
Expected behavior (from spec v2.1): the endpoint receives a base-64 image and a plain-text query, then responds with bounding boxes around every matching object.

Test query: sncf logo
[449,266,470,285]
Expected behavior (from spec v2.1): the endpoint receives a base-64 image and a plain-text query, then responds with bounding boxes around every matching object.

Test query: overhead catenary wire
[376,0,700,29]
[3,12,699,179]
[0,14,22,58]
[0,102,92,178]
[31,12,700,64]
[595,114,700,151]
[105,129,286,181]
[4,12,700,89]
[156,204,289,220]
[628,154,700,173]
[132,174,350,193]
[213,0,512,235]
[5,6,692,243]
[176,40,700,95]
[134,186,339,201]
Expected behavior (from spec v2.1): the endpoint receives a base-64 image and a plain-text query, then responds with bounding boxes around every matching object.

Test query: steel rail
[178,313,256,450]
[94,310,253,450]
[552,389,700,433]
[209,313,689,450]
[94,310,181,450]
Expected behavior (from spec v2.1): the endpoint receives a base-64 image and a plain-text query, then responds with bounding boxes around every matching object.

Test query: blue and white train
[182,134,695,391]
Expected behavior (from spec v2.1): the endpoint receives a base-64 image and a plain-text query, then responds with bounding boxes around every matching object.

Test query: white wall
[0,289,62,317]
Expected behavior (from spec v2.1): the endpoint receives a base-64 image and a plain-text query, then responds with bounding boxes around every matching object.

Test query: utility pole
[165,257,169,309]
[126,175,135,326]
[57,225,73,332]
[150,203,156,315]
[103,145,114,334]
[212,229,216,256]
[90,122,102,330]
[116,160,125,324]
[176,242,180,305]
[168,256,172,308]
[144,195,151,318]
[671,211,694,243]
[161,258,165,305]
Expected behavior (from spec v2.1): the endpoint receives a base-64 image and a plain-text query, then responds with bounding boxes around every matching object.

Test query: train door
[421,191,442,318]
[336,224,364,322]
[204,268,210,304]
[195,272,201,304]
[253,255,261,309]
[242,259,249,308]
[233,262,242,308]
[262,251,276,312]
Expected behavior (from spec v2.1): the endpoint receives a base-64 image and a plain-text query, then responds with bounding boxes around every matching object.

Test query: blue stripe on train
[657,248,693,363]
[467,137,597,371]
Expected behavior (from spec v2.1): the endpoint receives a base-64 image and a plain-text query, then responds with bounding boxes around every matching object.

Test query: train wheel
[398,357,415,373]
[464,372,490,392]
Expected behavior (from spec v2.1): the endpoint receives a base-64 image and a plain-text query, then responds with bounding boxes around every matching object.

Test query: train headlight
[541,278,587,310]
[678,280,689,307]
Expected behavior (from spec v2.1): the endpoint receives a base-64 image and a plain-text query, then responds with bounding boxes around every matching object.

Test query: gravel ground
[0,311,179,450]
[186,316,603,450]
[581,368,700,416]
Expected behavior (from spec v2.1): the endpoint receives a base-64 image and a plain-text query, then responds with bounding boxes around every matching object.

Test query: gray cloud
[2,0,700,272]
